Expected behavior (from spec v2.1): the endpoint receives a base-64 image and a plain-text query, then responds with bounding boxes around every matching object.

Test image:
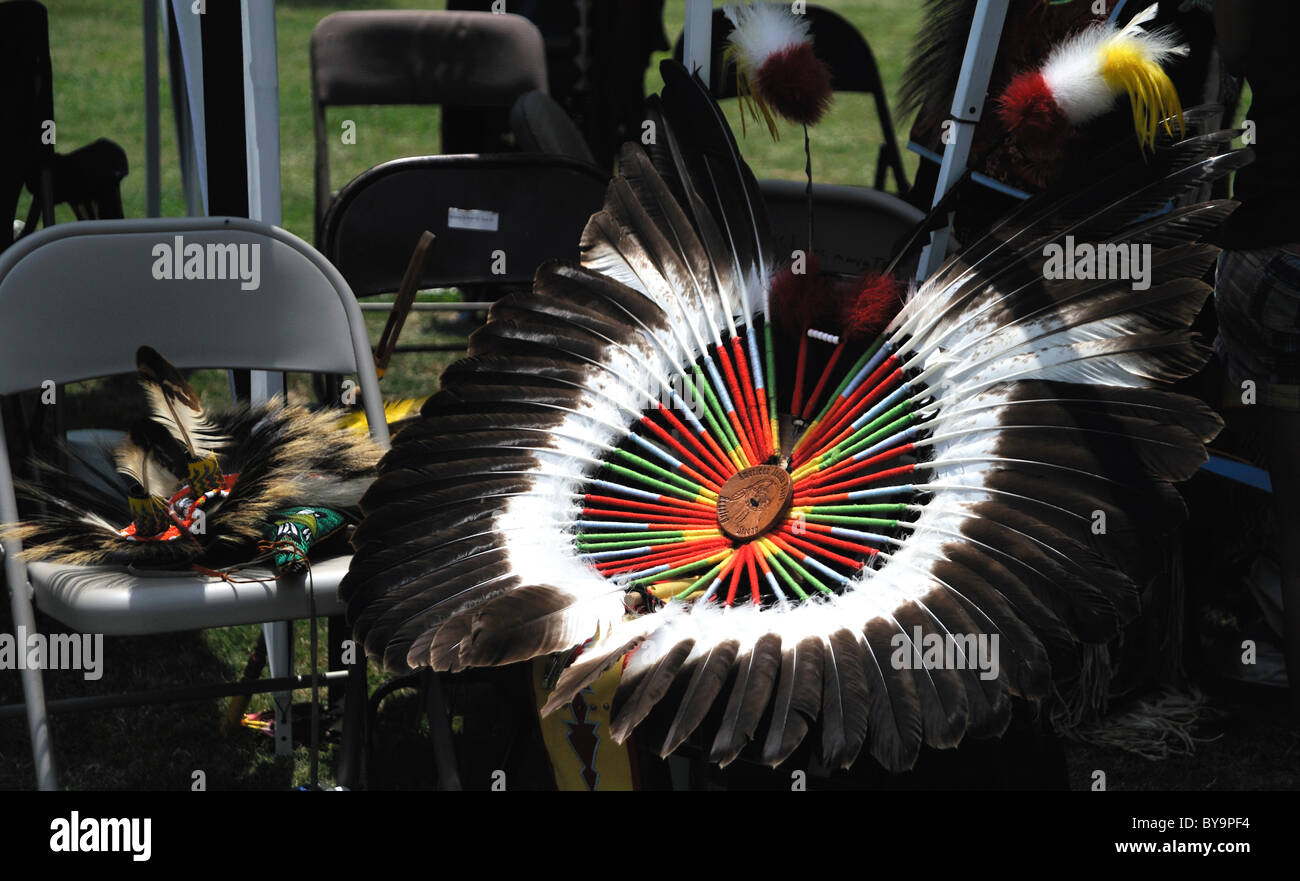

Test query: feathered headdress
[723,2,833,138]
[998,3,1188,152]
[5,347,381,570]
[342,59,1245,772]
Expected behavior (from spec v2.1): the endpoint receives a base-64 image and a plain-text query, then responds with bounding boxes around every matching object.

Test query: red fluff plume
[841,271,902,343]
[997,70,1072,156]
[755,43,834,127]
[769,253,836,338]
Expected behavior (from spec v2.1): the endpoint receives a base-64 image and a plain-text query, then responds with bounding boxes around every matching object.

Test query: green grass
[35,0,921,235]
[652,0,922,189]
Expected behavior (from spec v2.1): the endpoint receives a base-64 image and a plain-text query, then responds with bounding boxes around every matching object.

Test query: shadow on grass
[364,691,442,790]
[0,598,302,790]
[1064,683,1300,791]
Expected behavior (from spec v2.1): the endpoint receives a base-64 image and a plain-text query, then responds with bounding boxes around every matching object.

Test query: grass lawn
[0,1,1280,792]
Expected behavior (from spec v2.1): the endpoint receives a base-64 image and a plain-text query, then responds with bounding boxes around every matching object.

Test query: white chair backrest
[0,217,387,449]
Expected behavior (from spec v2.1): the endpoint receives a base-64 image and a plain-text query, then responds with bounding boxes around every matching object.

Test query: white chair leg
[4,556,58,789]
[263,620,293,756]
[19,664,57,790]
[2,428,58,790]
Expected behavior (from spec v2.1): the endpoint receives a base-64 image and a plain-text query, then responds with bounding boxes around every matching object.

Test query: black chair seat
[760,179,924,277]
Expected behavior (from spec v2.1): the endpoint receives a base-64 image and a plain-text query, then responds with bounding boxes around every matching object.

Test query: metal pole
[683,0,713,84]
[238,3,292,747]
[0,434,57,789]
[240,0,281,228]
[143,0,161,217]
[169,0,209,214]
[916,0,1010,281]
[0,671,350,720]
[240,0,284,402]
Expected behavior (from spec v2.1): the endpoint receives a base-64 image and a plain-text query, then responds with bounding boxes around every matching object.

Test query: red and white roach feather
[842,271,903,344]
[723,2,833,135]
[998,3,1188,152]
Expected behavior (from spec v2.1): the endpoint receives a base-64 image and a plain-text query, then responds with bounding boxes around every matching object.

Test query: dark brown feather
[759,636,824,766]
[610,638,696,743]
[708,633,782,766]
[820,628,873,769]
[658,638,741,757]
[861,620,923,772]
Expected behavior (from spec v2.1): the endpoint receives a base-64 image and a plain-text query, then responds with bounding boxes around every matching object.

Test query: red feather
[770,253,837,338]
[841,271,901,343]
[997,70,1072,155]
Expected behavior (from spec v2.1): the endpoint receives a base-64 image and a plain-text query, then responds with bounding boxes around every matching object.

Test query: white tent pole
[238,2,285,402]
[143,0,161,217]
[240,3,289,747]
[683,0,713,83]
[240,0,281,228]
[170,0,209,215]
[916,0,1010,281]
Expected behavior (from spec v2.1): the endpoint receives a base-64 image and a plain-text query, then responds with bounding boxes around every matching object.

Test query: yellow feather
[723,44,780,141]
[1101,41,1185,151]
[337,397,429,434]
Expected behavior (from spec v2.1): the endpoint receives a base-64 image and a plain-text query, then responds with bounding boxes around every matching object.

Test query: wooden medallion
[716,465,794,541]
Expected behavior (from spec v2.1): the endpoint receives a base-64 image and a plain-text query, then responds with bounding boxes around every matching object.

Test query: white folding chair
[0,217,390,790]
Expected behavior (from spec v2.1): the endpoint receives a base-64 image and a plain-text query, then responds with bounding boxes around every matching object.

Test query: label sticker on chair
[448,208,500,232]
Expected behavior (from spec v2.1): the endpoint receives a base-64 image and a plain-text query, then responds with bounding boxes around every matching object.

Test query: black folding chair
[316,151,606,787]
[510,90,598,166]
[310,10,549,244]
[318,152,608,358]
[762,180,923,277]
[0,0,129,254]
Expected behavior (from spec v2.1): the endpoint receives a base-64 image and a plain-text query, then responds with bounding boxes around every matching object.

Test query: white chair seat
[28,554,350,636]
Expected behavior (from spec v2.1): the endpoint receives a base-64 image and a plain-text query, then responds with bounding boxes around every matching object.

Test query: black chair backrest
[319,154,608,297]
[1,0,55,251]
[760,180,922,277]
[41,139,128,222]
[673,5,909,195]
[2,0,129,255]
[310,10,549,242]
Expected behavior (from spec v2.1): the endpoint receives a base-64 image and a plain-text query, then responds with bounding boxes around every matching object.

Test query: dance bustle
[342,58,1243,771]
